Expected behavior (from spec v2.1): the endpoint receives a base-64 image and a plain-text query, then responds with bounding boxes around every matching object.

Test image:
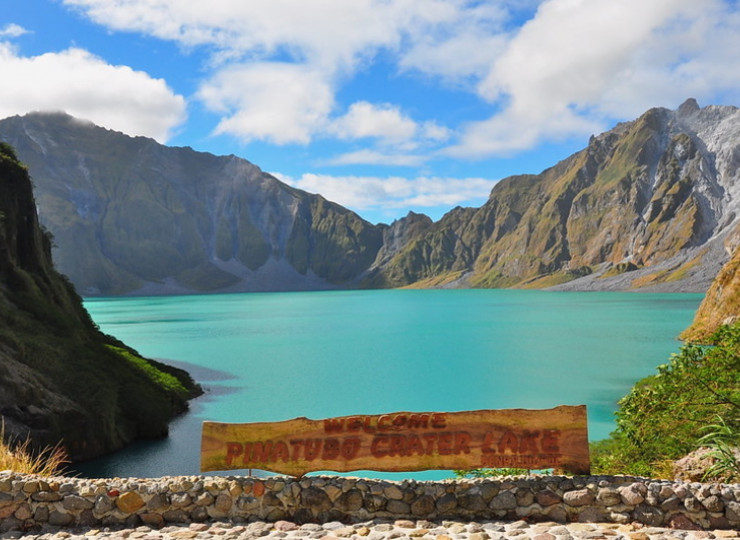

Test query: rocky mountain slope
[0,113,383,295]
[366,99,740,292]
[1,99,739,295]
[0,142,200,461]
[681,222,740,341]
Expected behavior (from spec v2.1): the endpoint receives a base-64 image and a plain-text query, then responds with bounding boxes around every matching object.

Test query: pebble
[1,519,737,540]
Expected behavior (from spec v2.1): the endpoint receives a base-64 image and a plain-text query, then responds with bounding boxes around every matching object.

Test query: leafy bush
[454,468,531,478]
[591,323,740,478]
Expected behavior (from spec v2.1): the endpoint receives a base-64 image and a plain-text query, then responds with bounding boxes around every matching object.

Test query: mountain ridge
[0,112,384,295]
[1,99,739,295]
[367,98,740,293]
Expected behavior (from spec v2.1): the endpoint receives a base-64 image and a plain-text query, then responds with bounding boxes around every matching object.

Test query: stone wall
[1,473,739,532]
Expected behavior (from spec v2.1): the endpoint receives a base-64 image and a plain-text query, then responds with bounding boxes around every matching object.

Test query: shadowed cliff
[0,142,201,461]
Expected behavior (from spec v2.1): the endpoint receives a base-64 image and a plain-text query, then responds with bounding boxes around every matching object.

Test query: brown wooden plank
[200,405,589,476]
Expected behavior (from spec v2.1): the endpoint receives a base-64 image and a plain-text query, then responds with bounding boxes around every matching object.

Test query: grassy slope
[0,142,201,461]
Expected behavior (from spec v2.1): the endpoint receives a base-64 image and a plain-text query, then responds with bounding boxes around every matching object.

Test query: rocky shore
[1,517,738,540]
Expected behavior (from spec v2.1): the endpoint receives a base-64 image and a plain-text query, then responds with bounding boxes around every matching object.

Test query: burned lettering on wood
[201,406,590,476]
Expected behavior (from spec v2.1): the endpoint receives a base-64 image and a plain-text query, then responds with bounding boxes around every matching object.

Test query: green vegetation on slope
[591,324,740,479]
[0,142,201,461]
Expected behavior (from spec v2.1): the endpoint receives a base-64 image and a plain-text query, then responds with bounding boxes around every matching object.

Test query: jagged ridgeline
[0,113,384,296]
[0,142,201,461]
[366,99,740,291]
[1,99,740,296]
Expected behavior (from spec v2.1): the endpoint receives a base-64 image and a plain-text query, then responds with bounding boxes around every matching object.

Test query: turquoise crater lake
[77,289,702,480]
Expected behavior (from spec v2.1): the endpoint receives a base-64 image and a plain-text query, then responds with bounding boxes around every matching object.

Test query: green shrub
[592,323,740,477]
[454,468,531,478]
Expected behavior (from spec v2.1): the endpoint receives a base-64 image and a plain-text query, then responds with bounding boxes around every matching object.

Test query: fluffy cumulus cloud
[197,63,334,145]
[61,0,740,158]
[61,0,460,69]
[275,172,497,213]
[0,43,186,142]
[450,0,740,157]
[61,0,502,150]
[330,102,417,143]
[5,0,736,162]
[322,149,427,168]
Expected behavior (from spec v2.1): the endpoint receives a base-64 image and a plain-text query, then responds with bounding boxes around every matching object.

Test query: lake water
[75,289,702,480]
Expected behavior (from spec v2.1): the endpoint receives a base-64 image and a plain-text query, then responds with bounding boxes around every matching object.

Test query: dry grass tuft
[0,420,68,475]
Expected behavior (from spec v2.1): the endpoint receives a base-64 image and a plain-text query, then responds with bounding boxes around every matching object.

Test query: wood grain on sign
[201,405,589,476]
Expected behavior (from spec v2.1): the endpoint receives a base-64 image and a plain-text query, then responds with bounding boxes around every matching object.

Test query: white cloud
[62,0,420,69]
[62,0,484,146]
[330,102,417,142]
[0,24,30,38]
[58,0,740,158]
[447,105,602,157]
[274,172,497,212]
[421,121,452,142]
[197,62,333,145]
[323,149,427,167]
[398,3,511,84]
[0,43,186,142]
[449,0,740,157]
[323,103,452,161]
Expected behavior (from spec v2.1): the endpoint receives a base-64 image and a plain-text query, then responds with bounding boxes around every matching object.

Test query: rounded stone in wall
[536,490,561,506]
[386,499,410,514]
[459,493,487,513]
[411,495,435,516]
[596,488,621,506]
[490,492,516,511]
[301,487,332,514]
[62,494,94,511]
[726,501,740,522]
[577,506,606,523]
[633,504,664,527]
[48,510,74,527]
[336,489,363,512]
[33,505,49,523]
[435,492,457,514]
[563,489,594,507]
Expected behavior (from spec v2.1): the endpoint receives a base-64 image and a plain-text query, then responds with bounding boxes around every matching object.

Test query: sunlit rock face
[367,99,740,293]
[2,99,740,295]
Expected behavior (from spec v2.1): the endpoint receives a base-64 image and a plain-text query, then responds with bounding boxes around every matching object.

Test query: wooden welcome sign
[201,405,589,476]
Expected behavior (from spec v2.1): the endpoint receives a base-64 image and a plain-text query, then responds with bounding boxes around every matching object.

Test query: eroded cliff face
[0,113,383,296]
[367,99,740,292]
[1,100,739,295]
[0,142,200,461]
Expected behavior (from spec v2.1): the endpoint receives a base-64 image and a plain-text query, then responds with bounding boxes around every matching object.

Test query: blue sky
[2,0,740,224]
